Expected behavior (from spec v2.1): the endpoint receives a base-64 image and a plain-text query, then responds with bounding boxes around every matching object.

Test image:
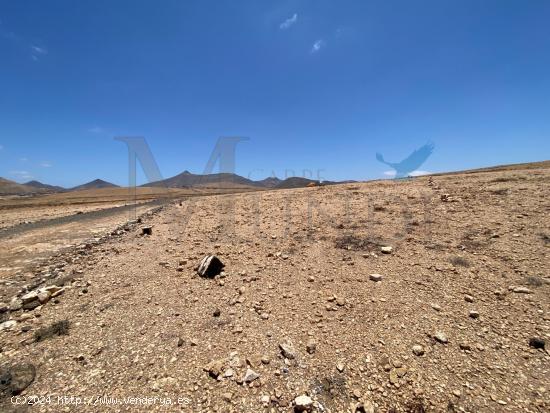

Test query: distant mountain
[23,180,65,192]
[256,177,282,188]
[70,179,119,191]
[142,170,351,190]
[143,171,260,189]
[275,177,319,189]
[0,177,38,195]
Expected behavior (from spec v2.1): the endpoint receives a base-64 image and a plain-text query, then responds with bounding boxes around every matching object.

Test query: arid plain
[0,162,549,412]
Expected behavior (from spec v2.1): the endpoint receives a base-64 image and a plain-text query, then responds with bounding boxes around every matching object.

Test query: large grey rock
[0,363,36,396]
[197,255,225,278]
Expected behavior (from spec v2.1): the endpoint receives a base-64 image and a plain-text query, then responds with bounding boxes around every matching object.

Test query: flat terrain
[0,164,549,412]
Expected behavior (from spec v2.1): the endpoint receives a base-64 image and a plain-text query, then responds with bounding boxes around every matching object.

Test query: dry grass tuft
[450,256,471,267]
[34,320,70,343]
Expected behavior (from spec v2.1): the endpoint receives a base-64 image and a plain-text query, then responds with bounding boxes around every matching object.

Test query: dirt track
[0,164,549,412]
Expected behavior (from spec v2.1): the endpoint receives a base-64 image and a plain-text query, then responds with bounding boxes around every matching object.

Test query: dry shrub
[404,396,428,413]
[525,276,543,287]
[34,320,69,342]
[450,256,470,267]
[334,235,383,251]
[488,187,508,195]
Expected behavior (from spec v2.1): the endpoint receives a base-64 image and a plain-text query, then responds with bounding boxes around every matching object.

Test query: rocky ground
[0,164,549,412]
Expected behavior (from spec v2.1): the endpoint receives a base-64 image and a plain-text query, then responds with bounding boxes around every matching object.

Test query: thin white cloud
[30,45,48,61]
[383,170,431,177]
[10,170,33,180]
[0,145,3,150]
[310,39,324,53]
[19,157,28,162]
[1,24,47,61]
[31,46,47,54]
[39,161,52,168]
[280,13,298,30]
[409,170,431,177]
[88,126,104,134]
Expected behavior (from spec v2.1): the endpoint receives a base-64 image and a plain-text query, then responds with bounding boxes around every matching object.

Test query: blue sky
[1,0,549,187]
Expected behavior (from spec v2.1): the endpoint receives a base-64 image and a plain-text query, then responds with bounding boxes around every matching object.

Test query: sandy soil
[0,164,548,412]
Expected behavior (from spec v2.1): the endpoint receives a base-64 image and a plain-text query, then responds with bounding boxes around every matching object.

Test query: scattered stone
[203,359,225,379]
[389,369,398,385]
[279,342,298,360]
[177,337,184,347]
[355,400,375,413]
[306,340,317,354]
[44,285,64,298]
[21,291,39,304]
[434,331,448,344]
[213,308,221,317]
[294,395,313,412]
[431,303,442,311]
[529,337,546,349]
[412,344,425,356]
[22,300,40,311]
[396,366,408,377]
[246,355,261,368]
[197,255,225,278]
[222,392,232,402]
[380,246,393,254]
[469,310,480,319]
[242,368,260,383]
[369,274,383,282]
[0,303,8,313]
[9,298,23,311]
[141,226,152,235]
[307,276,315,282]
[20,313,33,321]
[453,390,462,397]
[37,290,51,304]
[512,286,532,294]
[464,294,474,303]
[336,362,345,372]
[0,320,17,331]
[459,342,472,351]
